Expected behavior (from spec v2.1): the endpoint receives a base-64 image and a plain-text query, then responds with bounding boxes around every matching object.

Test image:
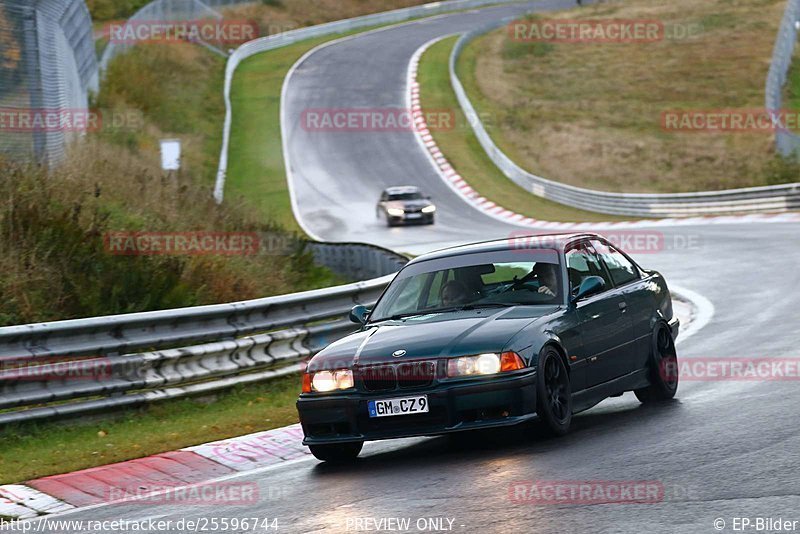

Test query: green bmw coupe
[297,233,680,462]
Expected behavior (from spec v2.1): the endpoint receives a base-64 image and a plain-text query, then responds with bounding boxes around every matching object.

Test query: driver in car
[441,280,471,307]
[536,264,559,298]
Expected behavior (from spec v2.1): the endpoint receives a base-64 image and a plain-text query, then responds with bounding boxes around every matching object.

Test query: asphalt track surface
[28,2,800,533]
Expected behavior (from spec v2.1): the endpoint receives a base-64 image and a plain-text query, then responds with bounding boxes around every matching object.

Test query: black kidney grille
[359,361,436,391]
[361,365,396,391]
[396,361,435,388]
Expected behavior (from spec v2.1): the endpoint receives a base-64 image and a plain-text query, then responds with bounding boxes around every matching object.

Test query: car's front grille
[396,361,435,389]
[361,365,396,392]
[359,361,436,391]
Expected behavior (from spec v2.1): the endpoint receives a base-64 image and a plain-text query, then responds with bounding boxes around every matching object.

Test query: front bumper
[388,213,434,225]
[297,370,537,445]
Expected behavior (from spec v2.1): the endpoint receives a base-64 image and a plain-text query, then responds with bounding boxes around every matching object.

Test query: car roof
[407,233,602,265]
[383,186,421,194]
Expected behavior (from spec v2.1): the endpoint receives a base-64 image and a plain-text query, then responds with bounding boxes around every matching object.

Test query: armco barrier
[449,19,800,217]
[308,241,410,281]
[213,0,533,204]
[0,273,397,426]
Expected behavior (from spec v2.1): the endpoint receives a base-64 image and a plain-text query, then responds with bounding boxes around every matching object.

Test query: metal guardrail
[0,272,398,426]
[308,242,410,282]
[766,0,800,157]
[449,19,800,217]
[213,0,531,203]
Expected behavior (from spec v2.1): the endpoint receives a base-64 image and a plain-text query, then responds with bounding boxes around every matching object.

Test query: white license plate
[368,395,429,418]
[405,213,422,219]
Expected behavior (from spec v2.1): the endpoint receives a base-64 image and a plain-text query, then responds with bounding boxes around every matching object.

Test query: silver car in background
[376,186,436,227]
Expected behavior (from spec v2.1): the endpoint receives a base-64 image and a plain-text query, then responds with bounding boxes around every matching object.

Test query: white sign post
[160,139,181,171]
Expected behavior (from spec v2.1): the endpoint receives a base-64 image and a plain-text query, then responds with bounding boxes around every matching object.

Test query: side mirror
[571,276,606,305]
[349,305,370,325]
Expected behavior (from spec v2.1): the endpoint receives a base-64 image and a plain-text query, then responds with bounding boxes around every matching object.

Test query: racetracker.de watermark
[661,109,800,133]
[104,232,266,256]
[301,108,455,132]
[105,19,258,45]
[0,108,144,133]
[509,480,664,505]
[507,230,703,255]
[507,19,702,43]
[661,358,800,382]
[105,482,258,505]
[0,357,111,382]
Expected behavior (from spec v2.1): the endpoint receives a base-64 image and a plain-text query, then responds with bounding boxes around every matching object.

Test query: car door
[592,239,652,371]
[565,241,635,388]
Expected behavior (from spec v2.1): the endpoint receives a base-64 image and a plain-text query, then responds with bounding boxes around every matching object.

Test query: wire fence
[766,0,800,157]
[98,0,256,70]
[0,0,97,166]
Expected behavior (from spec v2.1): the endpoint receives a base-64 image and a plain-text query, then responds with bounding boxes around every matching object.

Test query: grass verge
[0,375,301,484]
[417,36,630,222]
[462,0,799,193]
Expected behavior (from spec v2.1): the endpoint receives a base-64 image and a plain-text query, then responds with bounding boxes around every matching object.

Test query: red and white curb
[406,38,800,230]
[0,425,310,520]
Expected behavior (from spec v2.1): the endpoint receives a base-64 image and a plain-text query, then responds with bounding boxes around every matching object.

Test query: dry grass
[467,0,799,193]
[224,0,429,36]
[0,136,337,327]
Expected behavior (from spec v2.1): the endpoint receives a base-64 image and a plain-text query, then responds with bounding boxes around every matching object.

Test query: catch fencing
[449,19,800,217]
[98,0,256,70]
[0,0,97,166]
[766,0,800,157]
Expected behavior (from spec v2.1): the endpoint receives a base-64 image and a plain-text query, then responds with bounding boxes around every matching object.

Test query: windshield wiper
[381,307,462,321]
[460,302,518,310]
[372,303,516,322]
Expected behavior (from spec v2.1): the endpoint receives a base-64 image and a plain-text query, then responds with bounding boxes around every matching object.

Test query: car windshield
[387,192,423,201]
[370,249,562,322]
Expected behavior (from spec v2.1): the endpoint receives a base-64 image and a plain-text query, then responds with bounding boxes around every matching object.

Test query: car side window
[592,240,640,286]
[566,242,613,296]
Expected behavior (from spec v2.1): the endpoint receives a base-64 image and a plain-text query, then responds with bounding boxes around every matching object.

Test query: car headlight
[446,352,525,377]
[421,205,436,214]
[302,369,354,393]
[387,208,405,216]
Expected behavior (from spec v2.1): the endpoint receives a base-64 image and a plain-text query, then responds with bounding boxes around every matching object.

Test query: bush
[0,149,340,326]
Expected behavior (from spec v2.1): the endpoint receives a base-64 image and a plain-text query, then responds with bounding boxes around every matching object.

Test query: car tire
[309,441,363,463]
[536,347,572,436]
[634,324,679,403]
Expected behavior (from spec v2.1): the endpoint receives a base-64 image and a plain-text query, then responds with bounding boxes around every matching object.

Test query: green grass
[96,44,226,185]
[458,0,796,193]
[417,36,630,222]
[0,374,302,484]
[225,40,332,233]
[86,0,152,21]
